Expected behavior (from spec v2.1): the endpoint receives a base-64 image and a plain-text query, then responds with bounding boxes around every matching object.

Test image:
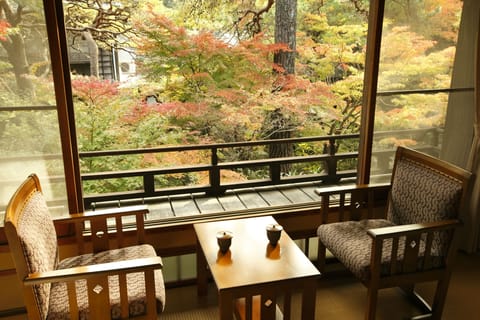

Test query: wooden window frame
[43,0,83,213]
[43,0,388,214]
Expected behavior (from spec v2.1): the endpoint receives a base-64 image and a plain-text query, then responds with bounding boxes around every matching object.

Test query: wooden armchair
[4,174,165,319]
[316,146,471,320]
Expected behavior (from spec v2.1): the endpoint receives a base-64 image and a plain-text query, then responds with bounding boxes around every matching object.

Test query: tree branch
[64,0,137,49]
[234,0,275,37]
[349,0,368,18]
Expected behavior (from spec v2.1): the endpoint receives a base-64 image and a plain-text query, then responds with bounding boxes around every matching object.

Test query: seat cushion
[47,244,165,319]
[317,219,431,282]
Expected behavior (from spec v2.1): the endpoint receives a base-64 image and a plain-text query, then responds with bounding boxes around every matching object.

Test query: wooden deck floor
[148,182,327,221]
[94,181,344,224]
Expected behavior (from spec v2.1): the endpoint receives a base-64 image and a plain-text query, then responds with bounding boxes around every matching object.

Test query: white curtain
[467,16,480,253]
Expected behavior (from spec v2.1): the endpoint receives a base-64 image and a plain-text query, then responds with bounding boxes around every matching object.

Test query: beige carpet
[160,307,219,320]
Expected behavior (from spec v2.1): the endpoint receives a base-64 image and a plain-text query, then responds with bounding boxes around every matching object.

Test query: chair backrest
[4,174,59,319]
[386,147,471,256]
[387,147,471,225]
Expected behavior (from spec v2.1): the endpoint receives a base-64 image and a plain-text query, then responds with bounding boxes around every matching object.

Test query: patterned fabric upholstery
[387,157,463,224]
[318,219,393,281]
[317,155,463,282]
[47,244,166,320]
[317,219,443,281]
[17,191,59,320]
[387,157,463,256]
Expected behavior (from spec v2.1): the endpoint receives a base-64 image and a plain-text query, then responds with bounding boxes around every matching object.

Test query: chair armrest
[55,205,150,253]
[315,183,391,223]
[23,256,162,286]
[314,183,390,197]
[367,219,461,240]
[366,219,461,277]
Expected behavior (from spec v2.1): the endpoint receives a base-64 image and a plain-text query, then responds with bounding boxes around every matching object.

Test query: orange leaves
[135,4,184,36]
[377,137,417,149]
[381,26,436,62]
[133,5,353,143]
[0,20,10,41]
[424,0,463,43]
[156,101,209,118]
[122,102,153,124]
[71,76,119,106]
[192,32,229,54]
[137,11,298,106]
[213,89,248,104]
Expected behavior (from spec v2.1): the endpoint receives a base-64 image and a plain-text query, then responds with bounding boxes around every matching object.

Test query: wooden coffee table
[194,215,320,320]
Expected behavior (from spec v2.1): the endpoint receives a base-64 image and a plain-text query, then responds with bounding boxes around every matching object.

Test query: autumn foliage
[132,5,352,147]
[65,0,463,192]
[0,20,9,41]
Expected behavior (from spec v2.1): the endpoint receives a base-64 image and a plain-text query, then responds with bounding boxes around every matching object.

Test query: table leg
[301,279,317,320]
[197,240,208,296]
[219,290,234,320]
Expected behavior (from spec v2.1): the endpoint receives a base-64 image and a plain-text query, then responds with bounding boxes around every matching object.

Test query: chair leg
[317,239,326,273]
[431,276,452,320]
[365,286,378,320]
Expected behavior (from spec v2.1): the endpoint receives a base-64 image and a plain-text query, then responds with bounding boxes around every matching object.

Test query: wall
[0,251,23,313]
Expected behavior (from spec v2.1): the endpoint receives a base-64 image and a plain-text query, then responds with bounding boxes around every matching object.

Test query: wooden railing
[0,128,442,212]
[79,128,442,208]
[80,134,360,208]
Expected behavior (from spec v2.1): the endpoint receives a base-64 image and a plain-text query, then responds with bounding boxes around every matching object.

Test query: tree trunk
[274,0,297,74]
[83,31,99,77]
[2,33,35,97]
[262,108,294,173]
[264,0,298,174]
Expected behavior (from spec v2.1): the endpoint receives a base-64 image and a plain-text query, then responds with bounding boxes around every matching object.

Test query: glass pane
[64,0,369,206]
[0,1,68,220]
[371,0,464,182]
[377,0,462,92]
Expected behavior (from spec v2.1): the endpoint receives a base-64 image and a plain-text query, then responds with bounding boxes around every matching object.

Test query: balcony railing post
[432,128,441,150]
[270,164,281,184]
[208,147,221,195]
[144,174,155,197]
[325,138,339,184]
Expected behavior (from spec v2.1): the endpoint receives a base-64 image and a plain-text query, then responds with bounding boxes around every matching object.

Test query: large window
[0,0,471,219]
[371,0,465,182]
[66,0,370,203]
[0,0,68,217]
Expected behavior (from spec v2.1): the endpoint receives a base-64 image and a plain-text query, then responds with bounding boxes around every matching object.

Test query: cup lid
[216,230,233,239]
[266,224,283,231]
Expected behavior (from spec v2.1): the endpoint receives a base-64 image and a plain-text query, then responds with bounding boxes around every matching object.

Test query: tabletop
[194,215,320,291]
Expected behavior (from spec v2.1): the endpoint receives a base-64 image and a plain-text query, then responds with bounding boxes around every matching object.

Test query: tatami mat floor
[2,252,478,319]
[161,251,480,320]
